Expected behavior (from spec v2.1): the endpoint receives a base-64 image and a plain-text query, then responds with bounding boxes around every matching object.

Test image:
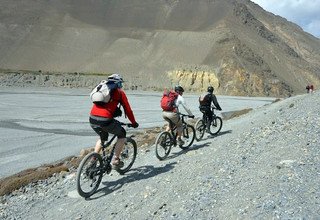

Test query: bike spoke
[209,116,222,135]
[179,125,195,149]
[76,153,103,198]
[116,138,137,175]
[155,131,172,160]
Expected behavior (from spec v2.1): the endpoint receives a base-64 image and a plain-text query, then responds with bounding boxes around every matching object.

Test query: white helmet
[107,74,123,83]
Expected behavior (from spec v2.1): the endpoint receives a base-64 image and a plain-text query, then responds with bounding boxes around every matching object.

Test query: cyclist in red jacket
[89,74,139,167]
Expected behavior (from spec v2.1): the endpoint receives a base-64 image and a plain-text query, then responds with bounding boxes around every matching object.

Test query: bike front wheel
[76,152,103,198]
[179,124,195,150]
[116,137,137,175]
[155,131,172,160]
[195,119,205,141]
[209,116,223,135]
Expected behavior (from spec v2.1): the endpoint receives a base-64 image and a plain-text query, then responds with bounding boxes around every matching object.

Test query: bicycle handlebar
[120,122,133,127]
[211,106,222,111]
[177,113,194,118]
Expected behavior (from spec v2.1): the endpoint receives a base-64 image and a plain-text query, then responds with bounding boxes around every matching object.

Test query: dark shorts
[199,106,213,120]
[89,115,126,142]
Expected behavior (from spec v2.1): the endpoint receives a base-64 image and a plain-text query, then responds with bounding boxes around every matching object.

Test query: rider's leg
[162,112,174,132]
[113,138,126,164]
[162,111,183,144]
[176,127,184,145]
[175,119,184,144]
[109,125,126,166]
[94,139,102,153]
[89,116,112,153]
[206,110,213,132]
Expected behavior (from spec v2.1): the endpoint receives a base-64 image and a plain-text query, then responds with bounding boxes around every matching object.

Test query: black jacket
[199,92,222,111]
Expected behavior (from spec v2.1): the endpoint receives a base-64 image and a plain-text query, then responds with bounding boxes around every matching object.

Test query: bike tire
[116,137,137,175]
[155,131,172,160]
[195,119,205,141]
[76,152,103,198]
[179,124,195,150]
[209,116,223,135]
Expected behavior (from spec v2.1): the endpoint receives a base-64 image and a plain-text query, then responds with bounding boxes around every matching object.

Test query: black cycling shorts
[89,115,126,141]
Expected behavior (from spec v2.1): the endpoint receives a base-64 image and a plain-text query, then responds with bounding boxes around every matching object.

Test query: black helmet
[174,85,184,93]
[207,86,214,93]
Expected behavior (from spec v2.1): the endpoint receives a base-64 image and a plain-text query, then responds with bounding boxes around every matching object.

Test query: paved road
[0,87,275,178]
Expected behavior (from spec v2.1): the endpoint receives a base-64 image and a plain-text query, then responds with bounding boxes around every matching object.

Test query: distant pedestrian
[310,84,314,93]
[306,84,311,93]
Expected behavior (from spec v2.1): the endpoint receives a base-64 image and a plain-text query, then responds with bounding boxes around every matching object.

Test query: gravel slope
[1,92,319,219]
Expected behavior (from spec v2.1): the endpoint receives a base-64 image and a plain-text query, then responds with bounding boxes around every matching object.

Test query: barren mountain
[0,0,319,96]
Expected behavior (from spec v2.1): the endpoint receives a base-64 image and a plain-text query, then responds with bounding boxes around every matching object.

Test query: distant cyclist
[199,86,222,132]
[162,85,194,145]
[89,74,139,167]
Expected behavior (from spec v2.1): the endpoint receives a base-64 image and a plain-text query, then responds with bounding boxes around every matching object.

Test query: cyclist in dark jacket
[199,86,222,132]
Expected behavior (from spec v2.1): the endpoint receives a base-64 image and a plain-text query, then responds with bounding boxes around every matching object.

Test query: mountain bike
[195,107,223,141]
[155,113,195,160]
[76,123,137,198]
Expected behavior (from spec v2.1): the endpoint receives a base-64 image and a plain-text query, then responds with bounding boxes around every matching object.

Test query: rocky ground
[0,91,319,219]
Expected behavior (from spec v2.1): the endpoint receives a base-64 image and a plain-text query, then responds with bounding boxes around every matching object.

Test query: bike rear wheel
[155,131,172,160]
[76,152,103,198]
[179,124,195,149]
[116,137,137,175]
[209,116,223,135]
[195,119,205,141]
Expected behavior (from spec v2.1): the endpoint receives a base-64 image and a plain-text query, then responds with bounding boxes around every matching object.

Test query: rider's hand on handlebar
[132,122,139,128]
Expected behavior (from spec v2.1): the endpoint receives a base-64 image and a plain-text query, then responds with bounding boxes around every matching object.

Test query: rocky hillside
[0,0,319,97]
[1,91,319,219]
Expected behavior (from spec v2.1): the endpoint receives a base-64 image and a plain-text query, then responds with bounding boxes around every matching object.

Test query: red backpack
[160,89,179,111]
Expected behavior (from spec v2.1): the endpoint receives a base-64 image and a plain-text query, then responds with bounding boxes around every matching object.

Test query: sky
[251,0,320,38]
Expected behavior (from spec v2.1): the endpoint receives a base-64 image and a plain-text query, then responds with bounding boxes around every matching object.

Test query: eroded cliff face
[219,63,292,97]
[167,70,219,92]
[166,64,292,97]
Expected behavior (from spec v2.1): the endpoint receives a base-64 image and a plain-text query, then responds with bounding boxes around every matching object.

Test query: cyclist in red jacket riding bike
[89,74,139,167]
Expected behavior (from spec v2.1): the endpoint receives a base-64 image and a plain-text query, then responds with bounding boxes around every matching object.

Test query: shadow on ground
[89,162,177,199]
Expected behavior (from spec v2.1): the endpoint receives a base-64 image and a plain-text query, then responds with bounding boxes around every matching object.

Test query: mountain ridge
[0,0,319,97]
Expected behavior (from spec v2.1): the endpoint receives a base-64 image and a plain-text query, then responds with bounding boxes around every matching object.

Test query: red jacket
[90,88,137,124]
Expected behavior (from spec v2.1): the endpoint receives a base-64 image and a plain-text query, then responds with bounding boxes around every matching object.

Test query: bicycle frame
[202,107,217,124]
[100,135,117,172]
[97,122,132,174]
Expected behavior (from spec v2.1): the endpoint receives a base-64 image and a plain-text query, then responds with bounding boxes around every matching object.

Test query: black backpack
[199,93,211,106]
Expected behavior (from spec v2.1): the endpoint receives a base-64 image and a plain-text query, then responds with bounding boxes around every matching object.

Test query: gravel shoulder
[1,91,319,219]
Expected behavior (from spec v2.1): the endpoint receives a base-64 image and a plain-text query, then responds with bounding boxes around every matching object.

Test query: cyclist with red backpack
[199,86,222,132]
[161,85,195,145]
